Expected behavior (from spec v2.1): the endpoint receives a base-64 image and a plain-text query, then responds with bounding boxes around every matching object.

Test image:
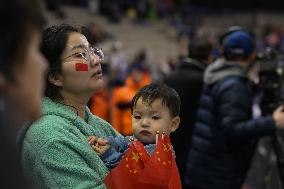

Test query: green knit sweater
[19,97,120,189]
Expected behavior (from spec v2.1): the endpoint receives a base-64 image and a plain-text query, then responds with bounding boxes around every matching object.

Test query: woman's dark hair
[41,25,80,100]
[0,0,45,81]
[131,83,181,117]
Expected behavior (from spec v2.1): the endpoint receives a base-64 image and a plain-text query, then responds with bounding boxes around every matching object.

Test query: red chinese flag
[132,140,150,164]
[165,136,182,189]
[138,135,182,189]
[75,63,88,71]
[104,141,149,189]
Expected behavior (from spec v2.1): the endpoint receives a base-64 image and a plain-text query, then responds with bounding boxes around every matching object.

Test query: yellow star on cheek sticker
[132,152,140,162]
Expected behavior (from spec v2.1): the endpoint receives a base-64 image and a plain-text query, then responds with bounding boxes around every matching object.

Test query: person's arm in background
[217,79,284,141]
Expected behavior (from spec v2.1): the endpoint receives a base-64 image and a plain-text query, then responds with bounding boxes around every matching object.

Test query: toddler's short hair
[131,83,181,117]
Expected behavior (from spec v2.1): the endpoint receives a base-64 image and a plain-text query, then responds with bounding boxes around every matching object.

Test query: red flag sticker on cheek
[75,63,89,71]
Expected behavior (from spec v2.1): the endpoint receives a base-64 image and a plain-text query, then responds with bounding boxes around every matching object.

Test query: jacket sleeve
[100,147,124,170]
[100,136,129,170]
[216,79,276,141]
[35,138,108,189]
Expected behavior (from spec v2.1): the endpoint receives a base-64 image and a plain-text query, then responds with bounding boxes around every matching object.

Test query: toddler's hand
[88,136,110,155]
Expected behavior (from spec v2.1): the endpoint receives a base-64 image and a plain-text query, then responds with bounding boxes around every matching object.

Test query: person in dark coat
[164,37,213,187]
[184,30,284,189]
[0,0,46,188]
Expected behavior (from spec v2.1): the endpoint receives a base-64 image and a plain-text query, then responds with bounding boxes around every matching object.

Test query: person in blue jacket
[184,30,284,189]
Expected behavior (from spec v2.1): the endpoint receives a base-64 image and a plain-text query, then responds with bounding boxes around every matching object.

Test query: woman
[19,25,120,188]
[0,0,47,188]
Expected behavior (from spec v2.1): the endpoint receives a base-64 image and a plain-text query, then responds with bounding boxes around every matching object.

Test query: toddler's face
[132,98,179,144]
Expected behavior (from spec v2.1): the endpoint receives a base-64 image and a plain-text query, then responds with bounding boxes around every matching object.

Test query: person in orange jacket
[111,63,151,136]
[90,65,111,122]
[91,87,110,121]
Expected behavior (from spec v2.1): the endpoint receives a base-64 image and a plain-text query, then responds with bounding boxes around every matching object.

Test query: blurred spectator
[178,33,190,59]
[81,22,114,46]
[133,49,153,75]
[133,49,148,66]
[90,85,110,121]
[44,0,65,19]
[88,0,99,14]
[262,25,283,52]
[185,30,284,189]
[135,0,150,23]
[157,0,175,19]
[164,36,213,187]
[153,57,177,83]
[111,62,151,136]
[109,41,128,85]
[244,135,283,189]
[90,63,110,121]
[0,0,46,188]
[99,0,122,23]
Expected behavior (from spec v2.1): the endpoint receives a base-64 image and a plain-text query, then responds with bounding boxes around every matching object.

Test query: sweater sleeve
[89,113,122,138]
[217,79,276,141]
[34,138,108,189]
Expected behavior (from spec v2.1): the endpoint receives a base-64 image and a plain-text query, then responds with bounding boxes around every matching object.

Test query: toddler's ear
[170,116,180,132]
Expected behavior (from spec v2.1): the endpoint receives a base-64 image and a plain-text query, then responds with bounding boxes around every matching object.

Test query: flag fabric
[138,134,172,185]
[132,140,150,164]
[104,134,182,189]
[166,135,182,189]
[104,141,149,189]
[138,135,182,189]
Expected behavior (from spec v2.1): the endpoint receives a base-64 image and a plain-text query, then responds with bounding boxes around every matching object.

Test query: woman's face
[57,32,103,97]
[5,29,48,123]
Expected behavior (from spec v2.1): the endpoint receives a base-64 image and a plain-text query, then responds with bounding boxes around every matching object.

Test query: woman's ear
[48,74,63,87]
[170,116,180,133]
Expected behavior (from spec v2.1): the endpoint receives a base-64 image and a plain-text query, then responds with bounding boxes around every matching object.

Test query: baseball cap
[224,31,255,57]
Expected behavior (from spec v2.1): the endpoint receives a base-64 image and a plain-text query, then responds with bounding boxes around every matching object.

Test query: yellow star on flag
[163,143,168,152]
[168,144,173,151]
[132,152,140,162]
